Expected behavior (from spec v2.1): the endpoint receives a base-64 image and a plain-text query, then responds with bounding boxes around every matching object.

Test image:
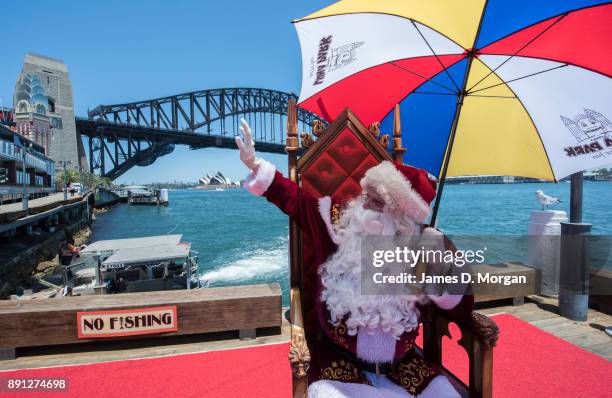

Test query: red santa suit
[245,159,471,398]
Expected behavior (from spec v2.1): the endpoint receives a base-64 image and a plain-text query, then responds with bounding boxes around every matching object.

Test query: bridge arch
[77,88,324,180]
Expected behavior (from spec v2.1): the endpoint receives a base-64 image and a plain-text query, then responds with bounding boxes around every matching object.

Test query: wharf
[0,296,609,371]
[0,192,77,215]
[0,192,87,232]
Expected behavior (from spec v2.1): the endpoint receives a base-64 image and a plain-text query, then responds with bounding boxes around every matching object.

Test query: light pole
[63,161,68,200]
[78,166,84,194]
[21,143,32,210]
[60,160,71,200]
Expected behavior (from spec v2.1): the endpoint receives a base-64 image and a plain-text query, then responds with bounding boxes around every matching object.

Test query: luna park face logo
[561,109,612,159]
[310,35,364,86]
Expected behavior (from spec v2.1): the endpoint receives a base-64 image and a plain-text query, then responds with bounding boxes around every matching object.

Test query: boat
[115,185,150,199]
[214,187,225,191]
[128,188,169,206]
[59,234,199,295]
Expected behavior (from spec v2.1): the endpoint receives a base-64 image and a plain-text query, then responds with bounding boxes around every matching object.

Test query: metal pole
[569,172,583,223]
[558,171,591,321]
[79,166,84,194]
[186,256,191,290]
[21,146,28,210]
[63,161,68,200]
[558,222,591,321]
[429,89,466,227]
[429,1,489,227]
[94,250,102,287]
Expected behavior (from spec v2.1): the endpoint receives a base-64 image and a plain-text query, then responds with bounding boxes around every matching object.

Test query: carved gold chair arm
[289,288,311,398]
[435,305,500,350]
[467,312,500,349]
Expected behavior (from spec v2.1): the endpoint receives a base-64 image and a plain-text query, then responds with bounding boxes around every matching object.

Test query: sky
[1,0,333,183]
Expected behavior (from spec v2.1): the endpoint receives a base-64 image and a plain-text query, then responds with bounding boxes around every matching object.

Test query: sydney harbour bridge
[75,88,324,180]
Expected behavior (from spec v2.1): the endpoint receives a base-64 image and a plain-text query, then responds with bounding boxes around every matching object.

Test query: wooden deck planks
[0,192,75,215]
[477,297,612,361]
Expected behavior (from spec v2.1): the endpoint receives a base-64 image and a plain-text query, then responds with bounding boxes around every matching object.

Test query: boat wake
[199,242,288,284]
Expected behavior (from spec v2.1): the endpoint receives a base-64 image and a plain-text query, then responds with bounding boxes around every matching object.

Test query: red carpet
[1,314,610,397]
[0,343,291,398]
[434,314,612,398]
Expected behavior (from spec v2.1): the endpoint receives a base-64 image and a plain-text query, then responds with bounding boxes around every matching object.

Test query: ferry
[59,234,199,296]
[115,185,151,199]
[126,187,169,206]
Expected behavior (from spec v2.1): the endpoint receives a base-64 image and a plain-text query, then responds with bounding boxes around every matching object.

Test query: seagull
[535,190,562,210]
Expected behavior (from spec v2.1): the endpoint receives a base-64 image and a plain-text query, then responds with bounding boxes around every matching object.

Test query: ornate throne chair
[285,100,499,398]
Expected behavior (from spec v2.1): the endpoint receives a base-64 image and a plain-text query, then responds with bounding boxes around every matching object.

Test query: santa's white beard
[319,198,427,339]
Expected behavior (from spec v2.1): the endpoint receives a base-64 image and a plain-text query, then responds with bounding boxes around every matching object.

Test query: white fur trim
[360,161,431,223]
[356,327,397,364]
[318,196,340,244]
[244,159,276,196]
[308,379,385,398]
[363,373,414,396]
[418,375,462,398]
[309,374,459,398]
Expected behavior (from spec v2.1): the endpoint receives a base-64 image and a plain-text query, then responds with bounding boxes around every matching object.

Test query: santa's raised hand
[235,119,261,170]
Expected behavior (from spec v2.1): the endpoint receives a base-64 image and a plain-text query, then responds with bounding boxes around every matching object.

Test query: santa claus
[236,119,467,398]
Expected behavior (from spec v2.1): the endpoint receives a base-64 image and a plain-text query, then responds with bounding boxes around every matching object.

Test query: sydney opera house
[197,171,240,188]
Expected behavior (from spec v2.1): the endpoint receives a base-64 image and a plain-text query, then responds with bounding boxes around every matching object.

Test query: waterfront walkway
[0,192,80,215]
[0,297,609,371]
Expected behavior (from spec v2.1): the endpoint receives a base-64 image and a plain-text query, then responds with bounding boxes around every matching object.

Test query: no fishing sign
[77,306,178,338]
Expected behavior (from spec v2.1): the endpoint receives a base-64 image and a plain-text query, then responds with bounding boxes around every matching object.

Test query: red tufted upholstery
[301,128,380,202]
[296,121,391,332]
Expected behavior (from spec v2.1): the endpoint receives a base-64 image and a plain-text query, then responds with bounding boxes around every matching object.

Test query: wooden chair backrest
[287,104,404,333]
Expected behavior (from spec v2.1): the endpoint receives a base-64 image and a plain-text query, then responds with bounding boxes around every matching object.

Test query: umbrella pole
[430,1,490,228]
[429,50,479,227]
[429,90,465,228]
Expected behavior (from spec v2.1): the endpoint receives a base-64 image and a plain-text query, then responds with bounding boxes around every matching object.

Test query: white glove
[418,227,445,253]
[235,119,261,170]
[429,293,462,310]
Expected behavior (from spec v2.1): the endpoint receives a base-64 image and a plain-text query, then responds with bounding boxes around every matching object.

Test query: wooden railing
[0,283,282,360]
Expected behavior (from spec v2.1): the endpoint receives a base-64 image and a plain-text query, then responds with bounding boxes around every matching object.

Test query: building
[198,171,239,187]
[13,53,82,169]
[13,73,53,154]
[0,107,14,127]
[0,123,56,199]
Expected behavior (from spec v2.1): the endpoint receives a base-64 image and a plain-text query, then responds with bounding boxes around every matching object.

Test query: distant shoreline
[446,178,611,185]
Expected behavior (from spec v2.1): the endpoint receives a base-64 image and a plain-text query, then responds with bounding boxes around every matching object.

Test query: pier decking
[0,192,88,234]
[479,297,612,361]
[0,192,76,215]
[0,296,608,371]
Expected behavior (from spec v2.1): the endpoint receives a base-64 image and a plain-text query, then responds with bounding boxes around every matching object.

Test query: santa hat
[360,161,437,223]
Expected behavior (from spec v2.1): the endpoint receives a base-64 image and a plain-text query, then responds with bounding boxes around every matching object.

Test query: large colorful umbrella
[293,1,611,222]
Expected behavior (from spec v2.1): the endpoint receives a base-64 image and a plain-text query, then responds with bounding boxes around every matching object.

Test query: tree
[55,169,114,190]
[55,169,80,187]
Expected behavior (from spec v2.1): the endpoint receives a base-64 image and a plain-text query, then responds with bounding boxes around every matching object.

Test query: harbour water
[92,182,612,304]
